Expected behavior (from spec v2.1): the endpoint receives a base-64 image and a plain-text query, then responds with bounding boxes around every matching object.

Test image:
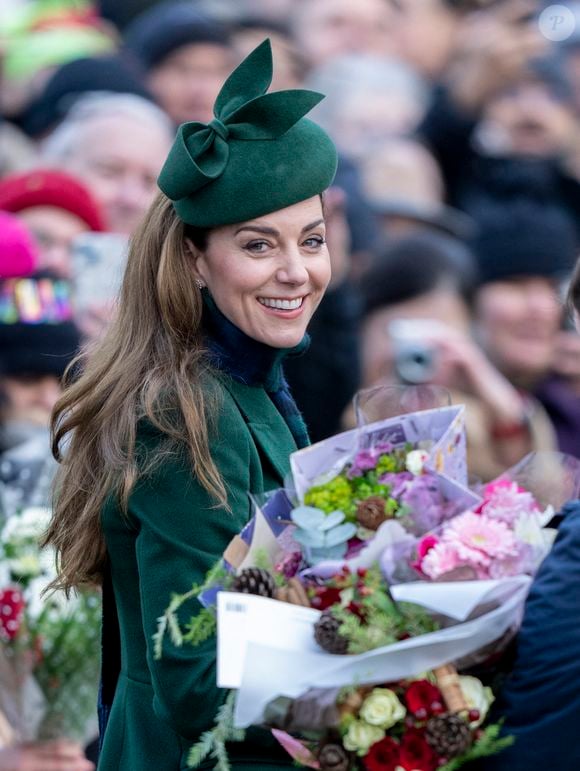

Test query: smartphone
[70,232,128,313]
[388,318,439,385]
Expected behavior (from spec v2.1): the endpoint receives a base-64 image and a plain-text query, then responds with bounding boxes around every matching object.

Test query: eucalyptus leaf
[318,510,345,531]
[293,529,326,548]
[291,506,326,530]
[325,522,357,547]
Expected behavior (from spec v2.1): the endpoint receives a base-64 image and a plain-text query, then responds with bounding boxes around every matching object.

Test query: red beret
[0,169,106,232]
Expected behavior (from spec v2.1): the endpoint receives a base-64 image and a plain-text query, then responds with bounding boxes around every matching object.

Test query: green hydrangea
[305,475,355,517]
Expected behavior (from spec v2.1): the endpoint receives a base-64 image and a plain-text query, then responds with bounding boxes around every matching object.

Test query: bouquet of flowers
[156,410,580,770]
[267,668,508,771]
[384,451,580,585]
[0,506,101,742]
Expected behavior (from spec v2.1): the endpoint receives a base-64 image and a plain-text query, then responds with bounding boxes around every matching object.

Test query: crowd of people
[2,0,580,768]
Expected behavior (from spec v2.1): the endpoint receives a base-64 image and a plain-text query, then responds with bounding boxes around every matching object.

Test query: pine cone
[314,610,349,654]
[232,568,276,598]
[356,496,387,530]
[425,714,473,758]
[318,742,351,771]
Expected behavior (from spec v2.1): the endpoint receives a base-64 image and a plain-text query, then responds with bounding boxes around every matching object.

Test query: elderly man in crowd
[41,93,174,236]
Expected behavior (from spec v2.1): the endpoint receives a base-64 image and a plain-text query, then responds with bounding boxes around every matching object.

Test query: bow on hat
[157,39,324,202]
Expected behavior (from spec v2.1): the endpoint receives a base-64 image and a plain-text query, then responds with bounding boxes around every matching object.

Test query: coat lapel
[221,377,297,484]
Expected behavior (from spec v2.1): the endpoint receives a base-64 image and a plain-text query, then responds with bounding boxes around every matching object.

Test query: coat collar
[220,375,297,483]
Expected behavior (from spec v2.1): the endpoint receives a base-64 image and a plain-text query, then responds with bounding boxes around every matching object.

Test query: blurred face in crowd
[62,115,172,235]
[193,196,330,349]
[17,206,87,279]
[388,0,459,79]
[147,43,234,125]
[0,373,62,429]
[483,79,577,157]
[361,287,471,386]
[474,277,562,384]
[294,0,394,67]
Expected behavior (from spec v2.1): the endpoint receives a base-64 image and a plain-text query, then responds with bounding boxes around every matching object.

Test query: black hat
[470,197,579,284]
[19,55,154,138]
[0,275,81,378]
[124,1,231,71]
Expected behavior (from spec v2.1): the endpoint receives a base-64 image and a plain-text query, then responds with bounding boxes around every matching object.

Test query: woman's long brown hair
[43,194,227,592]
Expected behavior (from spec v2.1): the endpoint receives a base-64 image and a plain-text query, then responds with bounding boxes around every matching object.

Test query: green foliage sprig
[187,691,246,770]
[325,565,439,655]
[303,445,414,522]
[154,560,228,660]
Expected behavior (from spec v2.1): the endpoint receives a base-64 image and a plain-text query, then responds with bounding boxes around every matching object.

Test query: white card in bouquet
[217,592,320,689]
[290,405,467,501]
[231,576,531,728]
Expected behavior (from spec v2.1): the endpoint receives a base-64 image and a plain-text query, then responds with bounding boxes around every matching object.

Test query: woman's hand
[425,323,526,424]
[0,741,94,771]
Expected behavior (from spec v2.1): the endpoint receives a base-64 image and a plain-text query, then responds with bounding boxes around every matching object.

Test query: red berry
[438,758,448,767]
[431,701,445,715]
[404,716,415,728]
[414,707,428,720]
[468,709,481,722]
[357,568,368,578]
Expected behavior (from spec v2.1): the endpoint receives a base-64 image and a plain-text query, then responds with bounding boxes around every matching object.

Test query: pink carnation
[417,534,439,559]
[444,511,519,561]
[478,480,540,525]
[419,540,462,579]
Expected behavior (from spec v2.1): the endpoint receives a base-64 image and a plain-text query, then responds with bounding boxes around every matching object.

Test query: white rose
[343,721,385,755]
[405,450,430,476]
[359,688,406,729]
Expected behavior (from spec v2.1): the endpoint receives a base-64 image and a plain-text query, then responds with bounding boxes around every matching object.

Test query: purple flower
[378,471,413,497]
[275,551,303,579]
[399,474,446,533]
[347,449,379,478]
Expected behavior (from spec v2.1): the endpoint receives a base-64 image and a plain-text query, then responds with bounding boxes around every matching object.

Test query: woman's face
[361,288,471,386]
[474,277,562,383]
[193,196,330,348]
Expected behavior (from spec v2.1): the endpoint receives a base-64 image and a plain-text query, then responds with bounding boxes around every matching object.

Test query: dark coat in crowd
[285,280,361,443]
[420,86,580,240]
[478,500,580,771]
[535,375,580,459]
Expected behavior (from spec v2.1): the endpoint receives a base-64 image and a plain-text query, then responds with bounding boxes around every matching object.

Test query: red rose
[404,680,444,717]
[363,736,400,771]
[309,586,342,610]
[0,587,25,641]
[399,728,438,771]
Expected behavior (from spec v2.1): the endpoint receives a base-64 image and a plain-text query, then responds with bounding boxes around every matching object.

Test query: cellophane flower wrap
[386,451,580,585]
[154,408,561,770]
[0,506,101,742]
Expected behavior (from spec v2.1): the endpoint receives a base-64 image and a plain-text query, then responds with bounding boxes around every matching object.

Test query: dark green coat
[98,371,298,770]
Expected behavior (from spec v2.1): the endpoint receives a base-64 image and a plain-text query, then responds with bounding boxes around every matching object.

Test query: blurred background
[3,0,580,759]
[3,0,580,501]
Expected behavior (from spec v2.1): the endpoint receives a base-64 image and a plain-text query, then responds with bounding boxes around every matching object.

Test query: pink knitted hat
[0,211,39,278]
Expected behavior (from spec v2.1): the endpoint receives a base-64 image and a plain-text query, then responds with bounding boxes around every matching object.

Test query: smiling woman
[42,40,337,771]
[191,198,330,349]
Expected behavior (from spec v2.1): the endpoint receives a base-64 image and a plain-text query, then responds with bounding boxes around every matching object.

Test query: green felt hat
[157,39,338,228]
